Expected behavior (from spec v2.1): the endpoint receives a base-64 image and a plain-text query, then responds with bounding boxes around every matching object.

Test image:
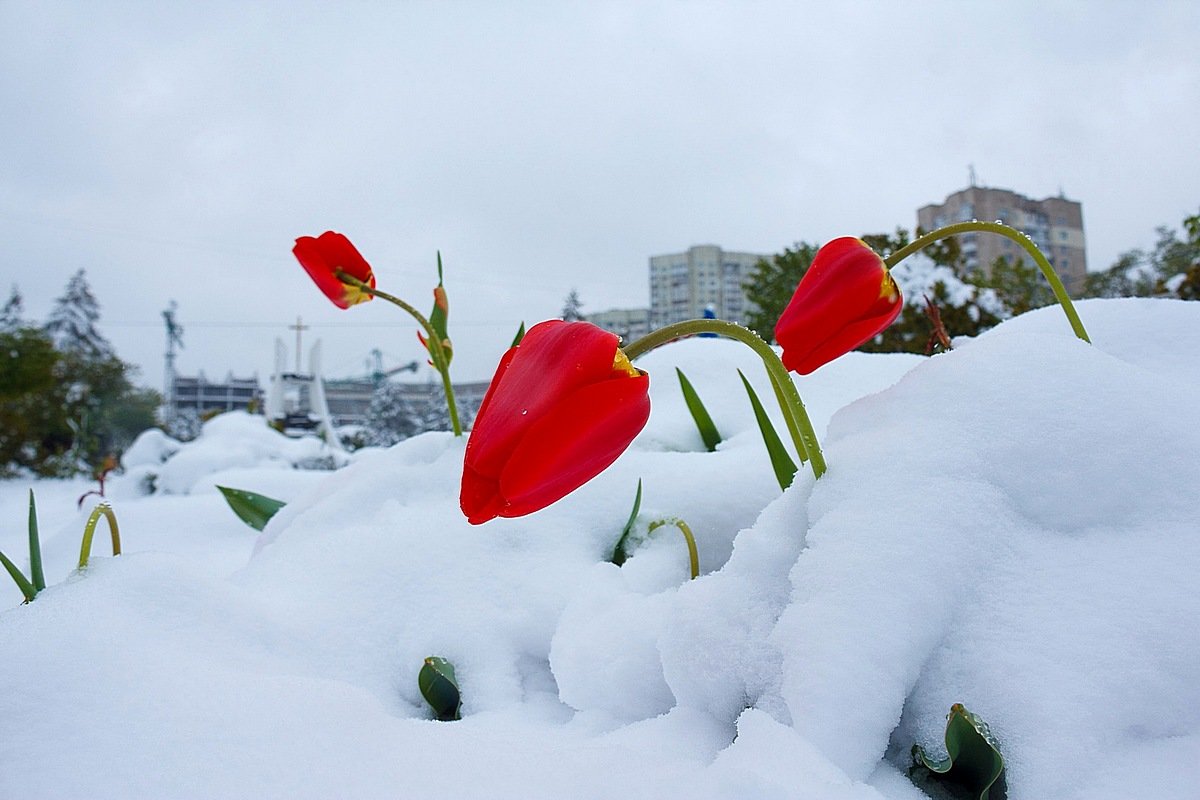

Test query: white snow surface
[2,298,1198,799]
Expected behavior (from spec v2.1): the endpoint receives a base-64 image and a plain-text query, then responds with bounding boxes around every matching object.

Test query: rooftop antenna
[968,164,977,188]
[161,301,184,422]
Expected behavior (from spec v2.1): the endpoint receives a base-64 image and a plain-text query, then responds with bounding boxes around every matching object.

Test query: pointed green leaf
[610,478,643,566]
[676,368,722,452]
[216,486,286,531]
[0,550,37,603]
[419,656,462,721]
[511,321,526,348]
[738,369,797,491]
[28,489,45,592]
[910,704,1006,800]
[428,251,452,366]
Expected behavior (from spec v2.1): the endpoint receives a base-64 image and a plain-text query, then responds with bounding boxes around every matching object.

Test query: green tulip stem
[335,270,462,437]
[78,502,121,570]
[884,220,1090,343]
[624,320,826,480]
[647,518,700,580]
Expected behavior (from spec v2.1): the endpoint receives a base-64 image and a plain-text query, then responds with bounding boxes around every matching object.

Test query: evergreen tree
[976,255,1057,316]
[0,285,23,331]
[44,269,115,358]
[364,382,422,446]
[561,289,584,322]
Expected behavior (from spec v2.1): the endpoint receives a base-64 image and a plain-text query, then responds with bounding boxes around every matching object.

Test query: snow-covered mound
[1,299,1197,799]
[118,411,348,497]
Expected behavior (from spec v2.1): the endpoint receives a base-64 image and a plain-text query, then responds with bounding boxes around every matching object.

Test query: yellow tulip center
[612,348,639,377]
[879,270,899,304]
[341,282,373,306]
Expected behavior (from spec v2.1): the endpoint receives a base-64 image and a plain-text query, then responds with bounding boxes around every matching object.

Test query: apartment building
[649,245,767,329]
[917,186,1087,293]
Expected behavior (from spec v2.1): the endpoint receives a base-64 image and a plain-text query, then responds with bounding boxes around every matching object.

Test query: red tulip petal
[293,236,353,309]
[783,301,902,374]
[459,462,507,525]
[315,231,375,285]
[465,320,621,481]
[293,231,376,309]
[496,372,650,518]
[775,237,901,374]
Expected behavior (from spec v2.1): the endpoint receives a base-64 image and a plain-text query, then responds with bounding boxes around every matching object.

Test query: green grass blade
[610,478,643,566]
[511,321,526,347]
[0,550,37,602]
[676,368,722,451]
[738,369,797,491]
[419,656,462,721]
[28,489,45,592]
[216,486,286,531]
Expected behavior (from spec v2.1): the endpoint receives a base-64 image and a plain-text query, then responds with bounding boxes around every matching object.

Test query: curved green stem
[624,320,826,479]
[885,221,1090,343]
[335,270,462,436]
[78,503,121,570]
[648,518,700,580]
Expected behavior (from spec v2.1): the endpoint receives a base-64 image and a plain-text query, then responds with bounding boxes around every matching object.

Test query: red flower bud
[775,237,902,375]
[461,320,650,524]
[292,231,376,309]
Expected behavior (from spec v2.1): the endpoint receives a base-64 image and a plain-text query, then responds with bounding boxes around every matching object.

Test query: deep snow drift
[2,299,1198,799]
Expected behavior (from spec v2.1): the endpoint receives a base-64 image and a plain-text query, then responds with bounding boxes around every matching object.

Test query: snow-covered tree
[561,289,584,321]
[364,382,422,446]
[44,269,115,358]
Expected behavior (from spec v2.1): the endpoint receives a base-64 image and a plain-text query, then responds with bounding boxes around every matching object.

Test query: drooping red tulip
[292,231,376,309]
[461,320,650,525]
[775,237,902,375]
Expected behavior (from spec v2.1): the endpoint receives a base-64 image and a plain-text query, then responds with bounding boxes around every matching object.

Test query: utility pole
[288,316,309,372]
[161,301,184,422]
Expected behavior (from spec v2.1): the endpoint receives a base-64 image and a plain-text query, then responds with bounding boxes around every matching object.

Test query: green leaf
[737,370,797,491]
[429,252,452,366]
[216,486,286,531]
[910,703,1006,800]
[0,549,37,603]
[610,478,643,566]
[511,321,526,348]
[419,656,462,721]
[28,489,45,592]
[676,368,722,452]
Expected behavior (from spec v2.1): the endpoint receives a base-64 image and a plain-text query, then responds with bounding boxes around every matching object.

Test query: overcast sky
[2,1,1197,391]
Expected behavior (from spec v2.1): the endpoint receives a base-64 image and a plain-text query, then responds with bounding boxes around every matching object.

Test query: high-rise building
[649,245,767,329]
[917,186,1087,293]
[583,307,651,345]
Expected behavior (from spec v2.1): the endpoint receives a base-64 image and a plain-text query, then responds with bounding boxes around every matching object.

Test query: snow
[2,298,1199,799]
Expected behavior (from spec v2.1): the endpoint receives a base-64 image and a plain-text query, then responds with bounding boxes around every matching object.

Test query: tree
[975,255,1057,316]
[0,285,23,331]
[44,269,115,359]
[1082,208,1200,300]
[364,382,422,446]
[561,289,584,322]
[0,326,72,476]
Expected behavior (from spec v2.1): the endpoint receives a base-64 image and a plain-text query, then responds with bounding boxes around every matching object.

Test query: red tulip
[292,231,376,309]
[775,237,902,375]
[461,320,650,524]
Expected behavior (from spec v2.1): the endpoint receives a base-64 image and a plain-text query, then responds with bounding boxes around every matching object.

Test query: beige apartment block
[583,307,651,345]
[649,244,768,329]
[917,186,1087,293]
